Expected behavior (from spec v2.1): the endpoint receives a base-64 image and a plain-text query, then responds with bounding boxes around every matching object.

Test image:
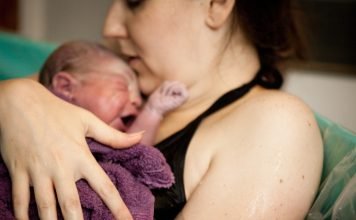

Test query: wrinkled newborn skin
[41,41,188,138]
[51,72,189,146]
[50,55,188,133]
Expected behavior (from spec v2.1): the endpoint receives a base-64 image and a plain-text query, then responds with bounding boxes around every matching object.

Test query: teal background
[0,32,57,80]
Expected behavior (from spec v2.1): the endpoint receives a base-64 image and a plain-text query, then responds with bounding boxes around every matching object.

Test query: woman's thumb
[84,112,143,148]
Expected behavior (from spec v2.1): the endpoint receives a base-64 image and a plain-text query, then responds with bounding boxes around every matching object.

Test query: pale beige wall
[19,0,47,40]
[19,0,111,43]
[283,67,356,132]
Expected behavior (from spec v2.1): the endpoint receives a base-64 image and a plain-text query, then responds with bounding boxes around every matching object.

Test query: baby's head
[39,40,142,131]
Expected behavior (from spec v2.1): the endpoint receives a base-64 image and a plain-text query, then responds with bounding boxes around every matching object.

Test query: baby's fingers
[163,81,187,97]
[82,160,133,220]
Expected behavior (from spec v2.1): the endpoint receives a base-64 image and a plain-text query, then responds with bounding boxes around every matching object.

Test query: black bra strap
[153,67,283,219]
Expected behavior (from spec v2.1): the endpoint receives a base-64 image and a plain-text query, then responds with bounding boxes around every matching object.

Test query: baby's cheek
[94,99,119,122]
[95,107,113,124]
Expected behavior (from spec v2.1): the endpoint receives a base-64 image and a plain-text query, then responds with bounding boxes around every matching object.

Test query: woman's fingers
[0,80,135,219]
[32,177,57,220]
[54,176,83,220]
[84,111,143,148]
[11,172,30,220]
[82,160,133,220]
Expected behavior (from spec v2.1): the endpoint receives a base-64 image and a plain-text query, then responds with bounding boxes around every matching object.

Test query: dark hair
[233,0,305,87]
[39,40,119,87]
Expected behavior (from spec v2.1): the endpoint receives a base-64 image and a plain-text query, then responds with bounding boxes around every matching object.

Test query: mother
[0,0,323,219]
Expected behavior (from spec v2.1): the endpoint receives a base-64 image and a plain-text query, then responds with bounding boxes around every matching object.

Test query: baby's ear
[52,72,78,100]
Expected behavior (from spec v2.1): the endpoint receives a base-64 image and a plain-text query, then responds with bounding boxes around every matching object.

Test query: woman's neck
[183,37,260,110]
[156,40,260,142]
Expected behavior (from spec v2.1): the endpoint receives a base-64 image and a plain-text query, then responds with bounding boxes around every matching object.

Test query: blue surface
[0,32,57,80]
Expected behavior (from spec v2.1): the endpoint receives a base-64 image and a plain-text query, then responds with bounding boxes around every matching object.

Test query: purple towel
[0,140,174,220]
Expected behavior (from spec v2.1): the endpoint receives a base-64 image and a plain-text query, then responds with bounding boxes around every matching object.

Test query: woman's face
[103,0,208,95]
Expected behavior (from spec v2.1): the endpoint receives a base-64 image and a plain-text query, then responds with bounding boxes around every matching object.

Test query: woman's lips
[128,57,141,68]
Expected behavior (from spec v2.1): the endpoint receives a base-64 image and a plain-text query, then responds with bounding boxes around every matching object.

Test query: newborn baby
[0,41,188,220]
[39,40,188,146]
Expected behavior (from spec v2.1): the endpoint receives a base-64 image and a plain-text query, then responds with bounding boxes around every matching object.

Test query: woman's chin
[140,86,154,96]
[139,79,161,96]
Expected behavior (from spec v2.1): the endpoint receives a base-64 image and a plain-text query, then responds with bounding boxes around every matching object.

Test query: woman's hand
[0,79,142,220]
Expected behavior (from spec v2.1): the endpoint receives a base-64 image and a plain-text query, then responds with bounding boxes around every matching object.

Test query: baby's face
[72,57,142,131]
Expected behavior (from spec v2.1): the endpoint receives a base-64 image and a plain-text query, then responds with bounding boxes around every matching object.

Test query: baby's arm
[127,81,188,145]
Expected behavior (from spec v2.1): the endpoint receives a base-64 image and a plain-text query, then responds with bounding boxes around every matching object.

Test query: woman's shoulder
[226,89,318,131]
[190,89,324,219]
[210,88,323,155]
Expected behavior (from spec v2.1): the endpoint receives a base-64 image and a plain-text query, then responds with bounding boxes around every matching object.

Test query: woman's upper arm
[177,92,323,220]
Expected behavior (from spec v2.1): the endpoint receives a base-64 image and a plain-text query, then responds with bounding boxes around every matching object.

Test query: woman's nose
[103,1,127,38]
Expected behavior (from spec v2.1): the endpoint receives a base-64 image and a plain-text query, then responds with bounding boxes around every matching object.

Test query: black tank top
[153,67,282,220]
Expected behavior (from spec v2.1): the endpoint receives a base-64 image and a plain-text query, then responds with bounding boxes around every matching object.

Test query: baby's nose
[122,102,139,118]
[131,93,143,108]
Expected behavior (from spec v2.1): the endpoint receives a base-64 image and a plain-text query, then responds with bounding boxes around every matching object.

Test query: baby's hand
[146,81,188,115]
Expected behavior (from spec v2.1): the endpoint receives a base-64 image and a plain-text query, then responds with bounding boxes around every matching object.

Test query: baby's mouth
[121,115,136,129]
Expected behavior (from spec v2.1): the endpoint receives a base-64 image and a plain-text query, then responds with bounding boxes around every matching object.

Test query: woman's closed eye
[126,0,144,9]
